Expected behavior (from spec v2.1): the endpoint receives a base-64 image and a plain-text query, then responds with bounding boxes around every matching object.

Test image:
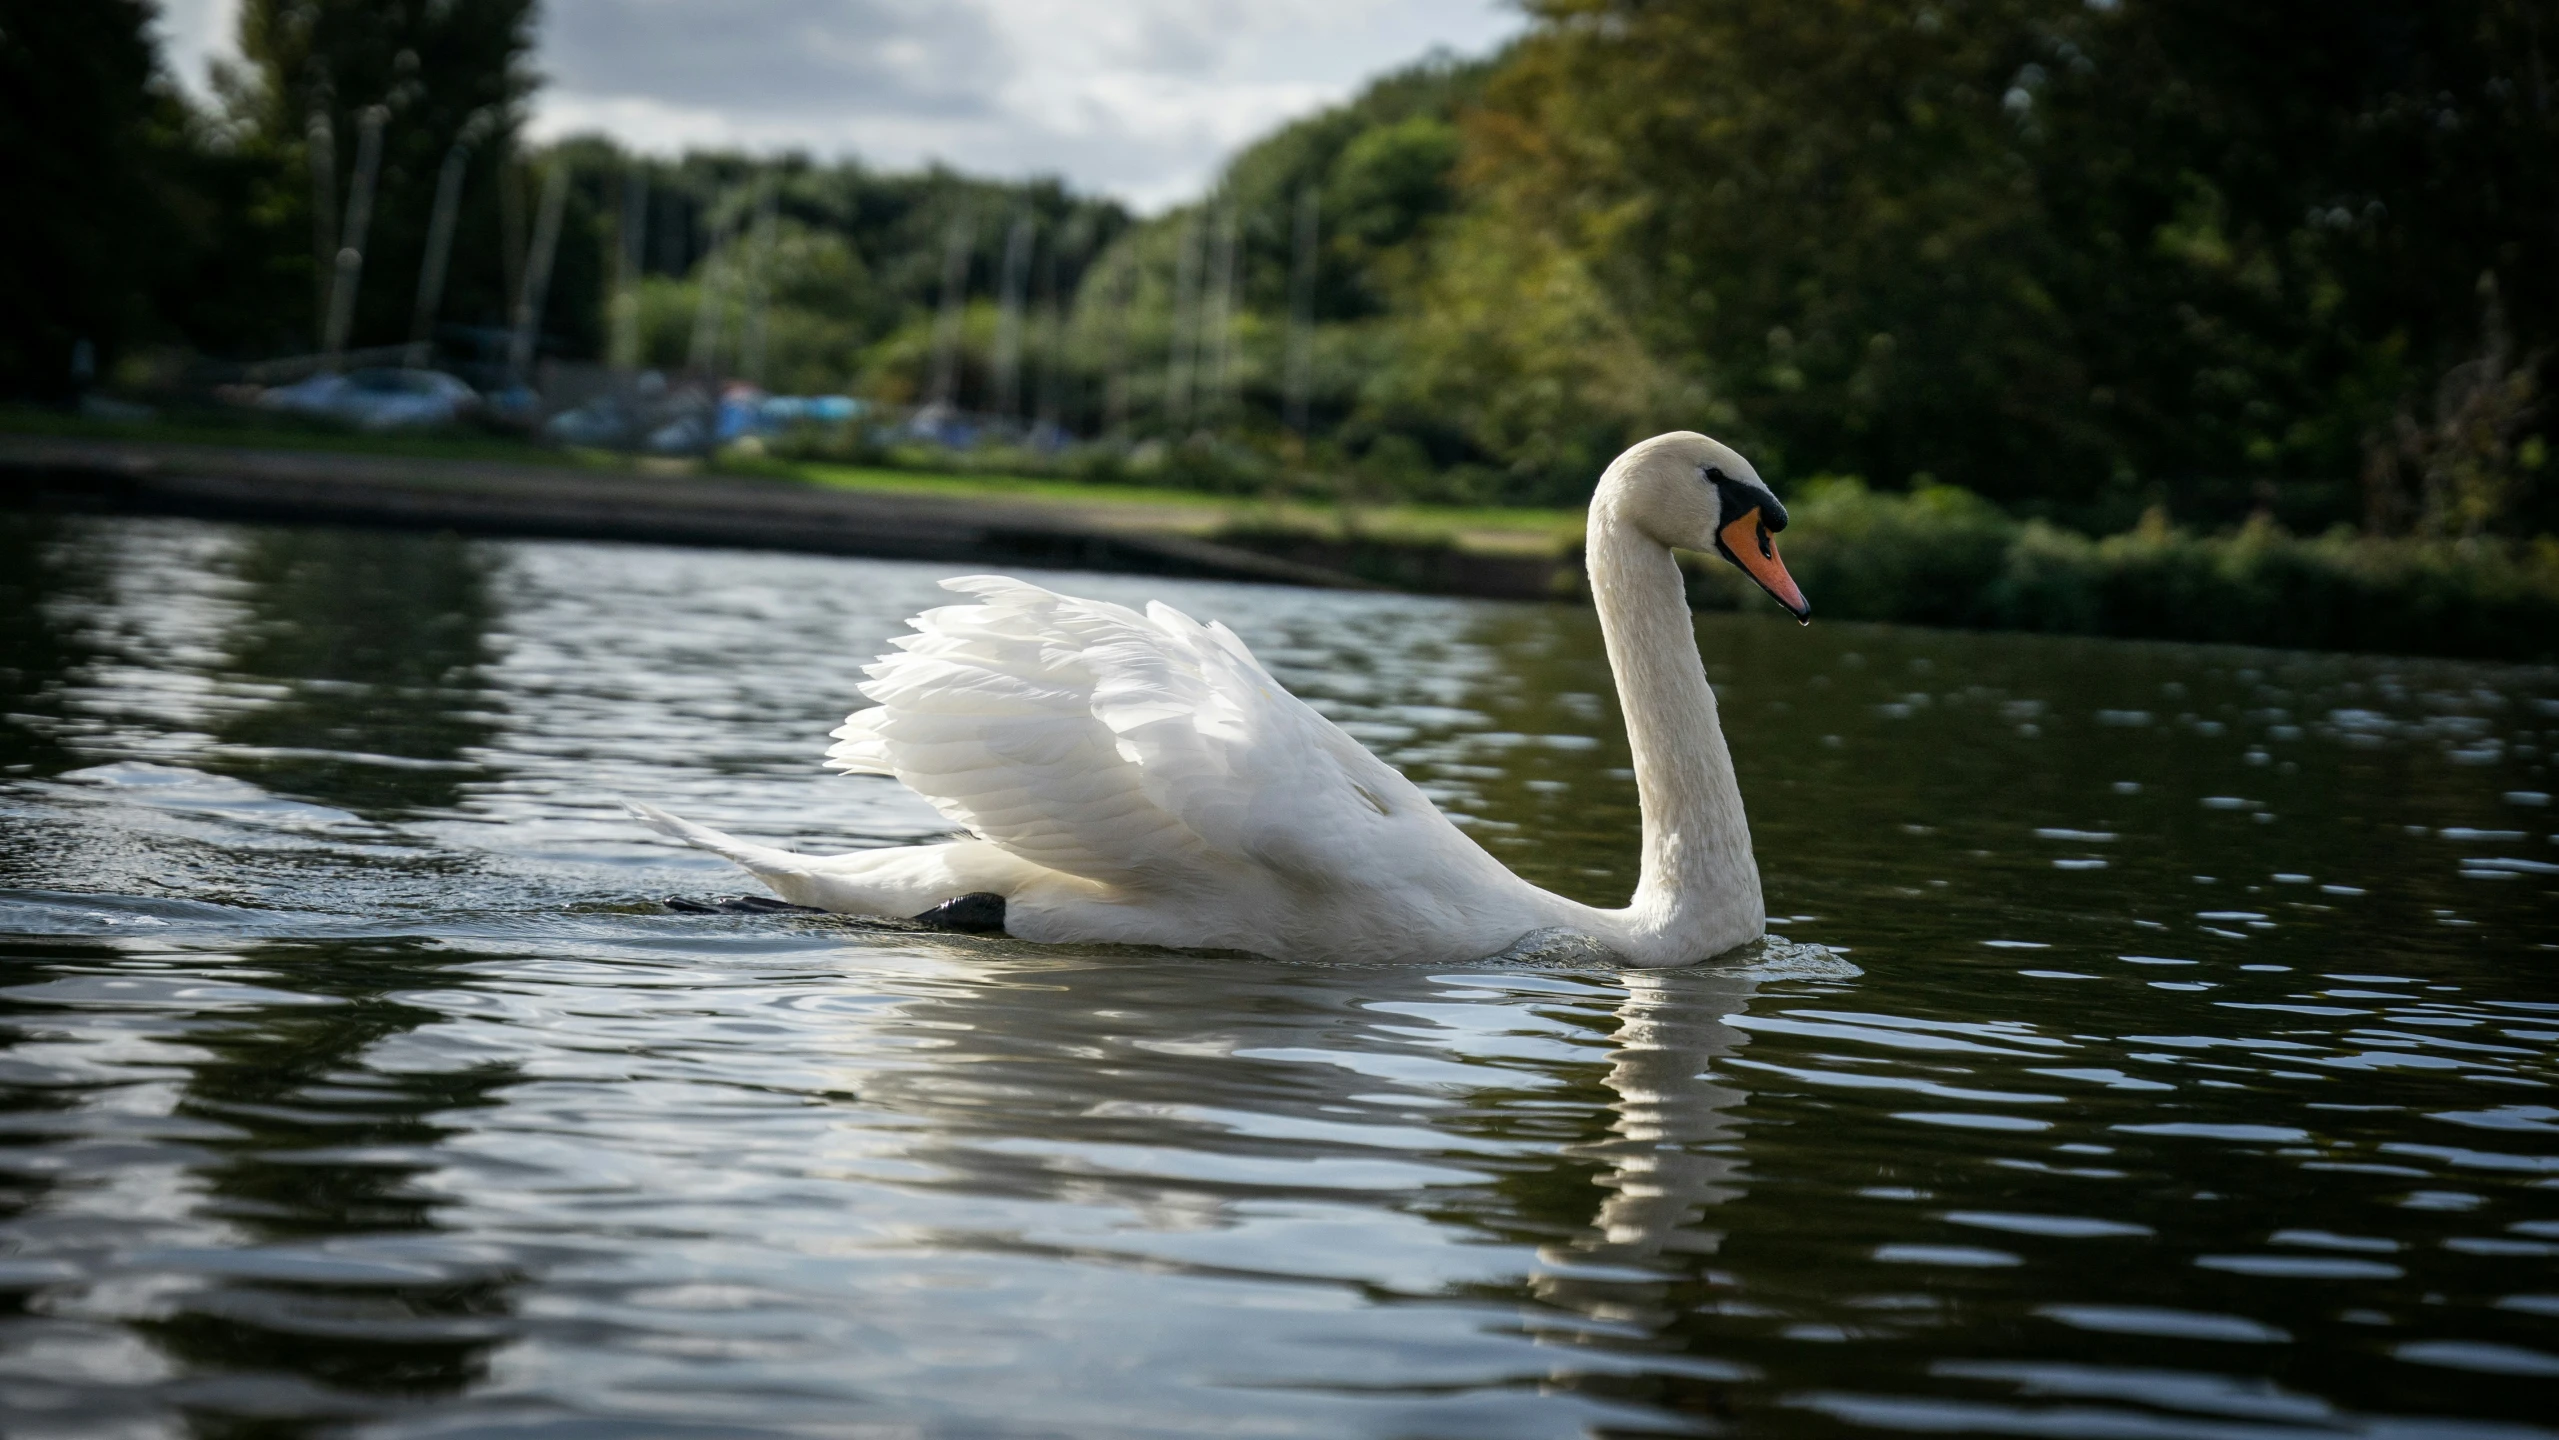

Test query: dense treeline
[4,0,547,382]
[1,0,202,396]
[1155,0,2554,535]
[0,0,1123,397]
[588,147,1128,399]
[1422,0,2559,533]
[8,0,2552,547]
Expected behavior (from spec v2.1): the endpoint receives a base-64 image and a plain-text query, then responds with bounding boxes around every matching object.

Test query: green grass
[0,404,614,469]
[710,455,1588,550]
[779,459,1243,509]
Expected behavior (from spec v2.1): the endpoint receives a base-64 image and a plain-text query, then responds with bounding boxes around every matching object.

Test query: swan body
[635,431,1809,966]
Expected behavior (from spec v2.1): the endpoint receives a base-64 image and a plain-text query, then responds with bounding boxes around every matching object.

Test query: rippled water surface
[2,513,2556,1438]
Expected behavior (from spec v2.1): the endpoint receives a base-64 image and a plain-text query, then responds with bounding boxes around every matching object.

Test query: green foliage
[1361,219,1703,504]
[1041,0,2552,532]
[573,148,1130,401]
[625,154,1126,335]
[229,0,544,354]
[1327,117,1463,263]
[1208,53,1489,320]
[1450,0,2559,533]
[1744,480,2022,629]
[625,221,874,393]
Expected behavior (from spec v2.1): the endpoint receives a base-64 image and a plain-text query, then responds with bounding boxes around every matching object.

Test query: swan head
[1609,432,1810,622]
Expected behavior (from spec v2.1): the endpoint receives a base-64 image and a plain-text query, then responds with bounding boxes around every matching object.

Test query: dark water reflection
[0,515,2552,1437]
[210,528,502,817]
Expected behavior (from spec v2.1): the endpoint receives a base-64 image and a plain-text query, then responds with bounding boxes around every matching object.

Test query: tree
[1435,0,2556,528]
[226,0,541,355]
[0,0,187,396]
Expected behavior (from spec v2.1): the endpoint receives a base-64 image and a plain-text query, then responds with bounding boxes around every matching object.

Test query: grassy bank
[1684,479,2559,664]
[0,404,609,469]
[10,409,2553,662]
[1,408,1580,553]
[777,460,1580,555]
[781,453,2559,665]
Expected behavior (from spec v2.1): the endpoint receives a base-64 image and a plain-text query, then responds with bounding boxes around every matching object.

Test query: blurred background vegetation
[5,0,2555,653]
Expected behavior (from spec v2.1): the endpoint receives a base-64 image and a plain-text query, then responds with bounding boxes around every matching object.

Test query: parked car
[258,369,480,430]
[542,394,640,448]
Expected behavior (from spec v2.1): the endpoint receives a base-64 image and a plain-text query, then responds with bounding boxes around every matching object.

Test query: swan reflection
[1537,965,1757,1331]
[816,945,1759,1355]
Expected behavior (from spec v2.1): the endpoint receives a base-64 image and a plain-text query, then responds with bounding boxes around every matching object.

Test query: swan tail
[624,800,855,913]
[625,800,1038,919]
[625,801,801,871]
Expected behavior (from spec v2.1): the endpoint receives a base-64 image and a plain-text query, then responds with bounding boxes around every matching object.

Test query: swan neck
[1586,502,1763,950]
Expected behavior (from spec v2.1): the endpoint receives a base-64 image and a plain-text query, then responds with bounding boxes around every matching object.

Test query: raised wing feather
[827,575,1458,892]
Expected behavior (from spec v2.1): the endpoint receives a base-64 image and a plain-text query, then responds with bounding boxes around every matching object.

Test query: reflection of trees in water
[0,513,109,779]
[128,937,525,1408]
[212,527,502,816]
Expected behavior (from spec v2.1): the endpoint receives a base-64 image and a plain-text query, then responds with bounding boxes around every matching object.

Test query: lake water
[2,512,2555,1438]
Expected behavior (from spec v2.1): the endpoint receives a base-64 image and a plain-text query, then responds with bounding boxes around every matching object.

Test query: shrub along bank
[1680,479,2559,663]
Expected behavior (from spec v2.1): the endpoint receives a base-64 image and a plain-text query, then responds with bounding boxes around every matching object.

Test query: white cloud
[147,0,1523,210]
[528,0,1523,210]
[153,0,242,101]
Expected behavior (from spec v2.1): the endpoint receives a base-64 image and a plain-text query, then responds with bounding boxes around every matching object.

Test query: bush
[1688,478,2559,661]
[1764,478,2018,628]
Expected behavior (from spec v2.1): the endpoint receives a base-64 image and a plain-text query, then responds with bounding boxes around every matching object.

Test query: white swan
[634,431,1809,966]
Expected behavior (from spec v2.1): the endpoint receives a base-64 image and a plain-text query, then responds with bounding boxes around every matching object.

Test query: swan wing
[827,575,1468,892]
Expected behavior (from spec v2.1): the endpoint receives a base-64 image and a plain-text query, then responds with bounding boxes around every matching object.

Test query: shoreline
[12,432,2551,664]
[0,434,1435,594]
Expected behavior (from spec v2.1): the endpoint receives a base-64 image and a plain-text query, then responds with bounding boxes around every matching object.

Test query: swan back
[828,576,1497,913]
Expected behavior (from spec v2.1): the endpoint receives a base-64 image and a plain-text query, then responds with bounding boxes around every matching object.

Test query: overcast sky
[154,0,1524,210]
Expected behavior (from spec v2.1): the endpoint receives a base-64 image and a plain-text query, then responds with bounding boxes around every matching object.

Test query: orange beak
[1719,509,1810,622]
